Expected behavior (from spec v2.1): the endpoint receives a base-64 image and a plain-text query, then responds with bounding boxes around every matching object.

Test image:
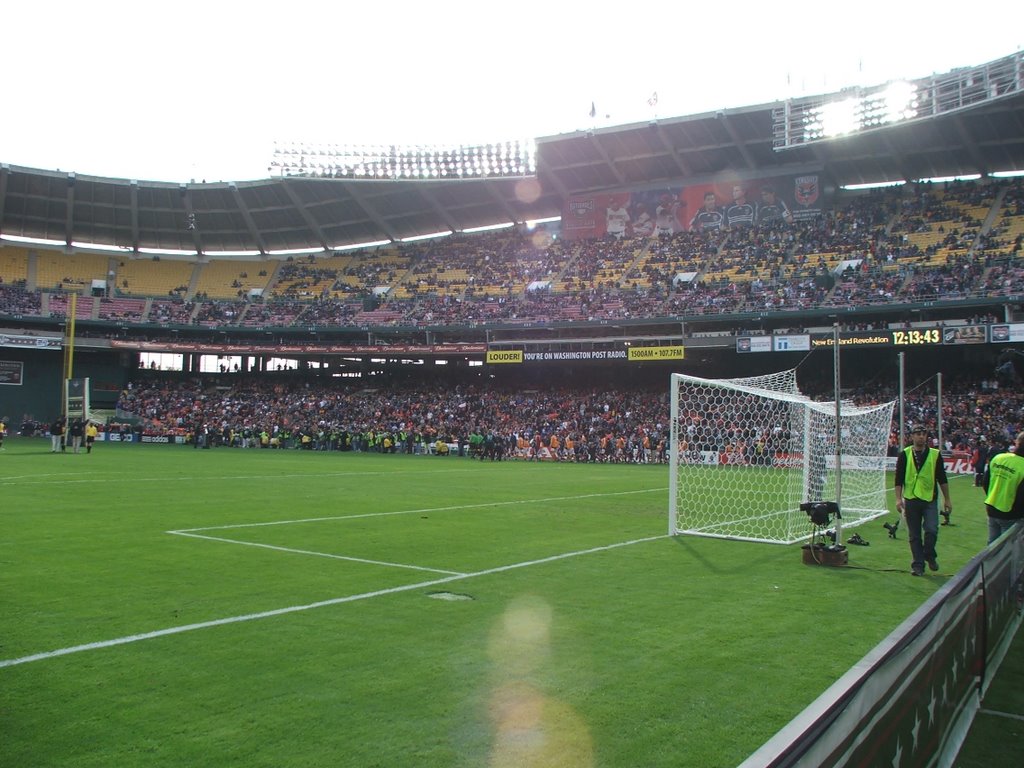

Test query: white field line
[0,472,101,482]
[169,488,668,533]
[0,533,667,669]
[166,489,666,577]
[0,467,485,487]
[171,531,467,575]
[978,707,1024,722]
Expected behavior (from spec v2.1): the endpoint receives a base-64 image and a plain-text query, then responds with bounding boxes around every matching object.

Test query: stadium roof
[2,86,1023,255]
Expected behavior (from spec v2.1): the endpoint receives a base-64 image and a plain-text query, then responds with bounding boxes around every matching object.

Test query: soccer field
[0,440,987,767]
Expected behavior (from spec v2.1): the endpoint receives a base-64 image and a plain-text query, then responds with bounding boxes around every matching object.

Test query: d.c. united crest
[794,175,819,207]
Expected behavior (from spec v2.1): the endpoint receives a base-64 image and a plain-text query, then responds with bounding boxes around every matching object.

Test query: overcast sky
[2,1,1020,183]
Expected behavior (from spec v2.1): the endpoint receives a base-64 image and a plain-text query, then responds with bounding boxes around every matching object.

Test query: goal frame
[668,369,894,544]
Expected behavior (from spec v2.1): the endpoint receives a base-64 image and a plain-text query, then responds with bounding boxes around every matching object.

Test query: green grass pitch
[0,439,997,767]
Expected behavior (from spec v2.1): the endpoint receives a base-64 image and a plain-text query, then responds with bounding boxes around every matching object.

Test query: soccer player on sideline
[0,416,6,450]
[894,425,952,576]
[982,430,1024,543]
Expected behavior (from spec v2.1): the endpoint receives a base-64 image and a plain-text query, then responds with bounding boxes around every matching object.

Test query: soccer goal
[668,369,895,544]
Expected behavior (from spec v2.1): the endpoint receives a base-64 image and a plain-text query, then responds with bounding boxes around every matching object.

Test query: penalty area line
[170,487,668,533]
[0,533,667,669]
[169,531,466,575]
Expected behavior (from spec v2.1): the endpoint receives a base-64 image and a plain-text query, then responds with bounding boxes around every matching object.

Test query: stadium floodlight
[461,222,514,234]
[775,50,1023,150]
[400,230,453,243]
[919,174,982,184]
[800,82,919,141]
[270,138,537,181]
[265,247,329,257]
[69,241,132,253]
[840,181,906,191]
[138,247,199,257]
[331,239,393,252]
[526,216,562,227]
[1,233,68,247]
[806,97,860,140]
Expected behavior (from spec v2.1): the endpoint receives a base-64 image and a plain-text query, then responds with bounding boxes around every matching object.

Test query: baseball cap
[910,425,928,434]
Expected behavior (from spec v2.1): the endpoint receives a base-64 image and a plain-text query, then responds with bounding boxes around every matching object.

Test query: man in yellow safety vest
[894,425,952,576]
[983,431,1024,544]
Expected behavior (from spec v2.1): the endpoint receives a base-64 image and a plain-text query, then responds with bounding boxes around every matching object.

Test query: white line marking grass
[171,531,467,575]
[0,467,485,487]
[164,489,666,581]
[978,707,1024,722]
[0,534,666,669]
[169,487,667,533]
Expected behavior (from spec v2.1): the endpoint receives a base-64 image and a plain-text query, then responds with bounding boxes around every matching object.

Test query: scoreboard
[736,324,1007,353]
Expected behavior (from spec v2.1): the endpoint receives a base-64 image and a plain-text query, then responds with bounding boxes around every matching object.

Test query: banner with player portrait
[561,172,826,240]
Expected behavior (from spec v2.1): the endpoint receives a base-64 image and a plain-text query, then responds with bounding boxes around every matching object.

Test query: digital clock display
[892,329,942,346]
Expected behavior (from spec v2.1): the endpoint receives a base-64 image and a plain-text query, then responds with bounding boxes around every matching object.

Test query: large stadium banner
[561,172,825,240]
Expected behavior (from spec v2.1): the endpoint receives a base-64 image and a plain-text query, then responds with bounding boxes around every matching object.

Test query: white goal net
[669,369,895,544]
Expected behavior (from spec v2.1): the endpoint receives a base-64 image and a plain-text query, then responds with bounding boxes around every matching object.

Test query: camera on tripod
[800,500,848,566]
[800,501,840,527]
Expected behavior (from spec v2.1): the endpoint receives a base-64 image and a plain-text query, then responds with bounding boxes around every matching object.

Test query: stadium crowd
[0,178,1021,331]
[108,367,1024,464]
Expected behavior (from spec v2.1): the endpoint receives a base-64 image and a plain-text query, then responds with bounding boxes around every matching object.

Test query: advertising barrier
[739,527,1023,768]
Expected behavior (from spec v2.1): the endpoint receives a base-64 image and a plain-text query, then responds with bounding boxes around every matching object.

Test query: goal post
[669,369,895,544]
